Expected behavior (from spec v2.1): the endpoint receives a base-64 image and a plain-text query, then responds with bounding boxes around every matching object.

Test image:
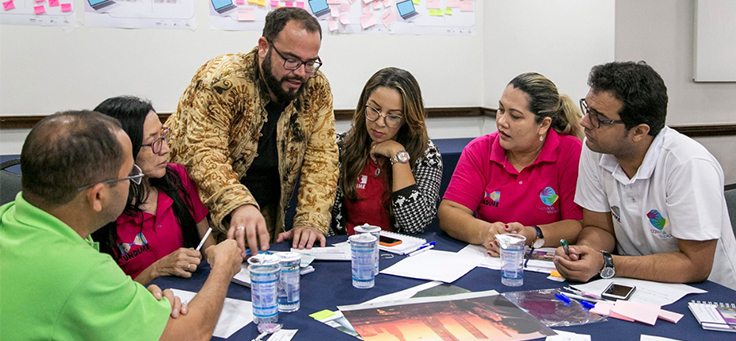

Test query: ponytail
[553,94,584,140]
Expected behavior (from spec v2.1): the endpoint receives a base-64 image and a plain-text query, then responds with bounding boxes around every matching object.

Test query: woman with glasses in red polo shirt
[326,67,443,235]
[91,96,215,284]
[439,72,584,256]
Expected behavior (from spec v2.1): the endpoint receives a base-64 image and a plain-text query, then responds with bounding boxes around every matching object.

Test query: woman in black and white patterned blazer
[329,67,443,236]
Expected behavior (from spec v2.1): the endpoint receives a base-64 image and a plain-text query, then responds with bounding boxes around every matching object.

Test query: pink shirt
[443,130,582,225]
[114,163,209,279]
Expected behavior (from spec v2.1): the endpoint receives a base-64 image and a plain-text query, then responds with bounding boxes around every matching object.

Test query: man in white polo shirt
[554,61,736,290]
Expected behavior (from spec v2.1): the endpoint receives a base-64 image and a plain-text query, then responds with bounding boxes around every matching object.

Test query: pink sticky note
[359,13,376,29]
[35,0,43,2]
[296,1,304,8]
[380,9,395,27]
[658,309,684,323]
[49,0,59,7]
[446,0,459,6]
[610,300,660,326]
[236,0,245,4]
[34,5,45,14]
[60,3,71,11]
[327,17,338,31]
[362,3,370,14]
[339,12,349,24]
[609,311,636,322]
[2,1,15,11]
[425,0,440,9]
[363,0,371,3]
[329,4,338,17]
[590,302,613,316]
[383,0,391,6]
[340,2,350,12]
[237,6,255,21]
[372,0,381,9]
[460,0,473,12]
[327,0,341,4]
[270,0,279,7]
[284,1,293,6]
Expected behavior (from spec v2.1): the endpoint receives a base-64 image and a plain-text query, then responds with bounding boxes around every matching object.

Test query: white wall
[615,0,736,184]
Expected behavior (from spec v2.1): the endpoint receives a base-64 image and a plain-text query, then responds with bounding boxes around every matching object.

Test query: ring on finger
[237,226,245,232]
[188,264,194,271]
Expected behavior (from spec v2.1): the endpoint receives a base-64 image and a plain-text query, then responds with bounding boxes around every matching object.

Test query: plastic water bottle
[276,252,301,312]
[349,233,377,289]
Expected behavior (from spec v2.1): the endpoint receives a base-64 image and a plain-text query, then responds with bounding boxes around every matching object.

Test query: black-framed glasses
[580,98,624,129]
[141,126,170,154]
[365,105,403,128]
[267,39,322,74]
[77,164,144,192]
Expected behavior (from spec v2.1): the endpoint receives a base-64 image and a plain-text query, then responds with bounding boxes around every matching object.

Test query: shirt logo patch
[539,187,559,206]
[610,206,621,222]
[483,191,500,207]
[117,232,148,256]
[647,210,668,230]
[356,175,368,190]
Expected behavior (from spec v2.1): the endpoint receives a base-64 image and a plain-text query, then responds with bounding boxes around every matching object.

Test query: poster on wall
[0,0,76,27]
[85,0,196,30]
[210,0,475,35]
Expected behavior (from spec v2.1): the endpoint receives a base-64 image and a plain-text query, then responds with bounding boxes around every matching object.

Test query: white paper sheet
[290,242,351,261]
[547,330,591,341]
[380,249,480,283]
[269,329,298,341]
[170,289,252,339]
[457,244,556,273]
[571,278,706,306]
[640,335,682,341]
[362,281,444,305]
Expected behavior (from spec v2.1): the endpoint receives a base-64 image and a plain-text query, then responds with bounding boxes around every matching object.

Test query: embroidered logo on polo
[117,232,151,261]
[356,175,368,190]
[610,206,621,222]
[483,191,500,207]
[647,209,673,239]
[539,187,559,206]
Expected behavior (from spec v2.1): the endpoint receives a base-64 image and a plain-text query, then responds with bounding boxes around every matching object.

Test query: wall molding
[2,108,736,137]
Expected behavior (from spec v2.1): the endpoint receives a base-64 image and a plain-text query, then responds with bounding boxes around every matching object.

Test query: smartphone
[379,235,402,247]
[560,239,570,255]
[602,282,636,301]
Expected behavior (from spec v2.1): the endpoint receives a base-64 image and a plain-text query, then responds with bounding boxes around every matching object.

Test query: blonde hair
[508,72,583,139]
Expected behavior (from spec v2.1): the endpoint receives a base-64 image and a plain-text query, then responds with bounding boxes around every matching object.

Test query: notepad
[378,230,426,255]
[688,300,736,333]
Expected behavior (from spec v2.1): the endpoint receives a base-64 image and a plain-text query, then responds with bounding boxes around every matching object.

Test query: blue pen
[407,241,435,255]
[524,248,533,268]
[555,293,571,306]
[580,300,595,310]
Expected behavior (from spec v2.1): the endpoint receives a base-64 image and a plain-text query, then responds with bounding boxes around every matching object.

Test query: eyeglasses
[580,98,624,129]
[141,127,170,154]
[77,164,144,192]
[365,105,403,128]
[267,39,323,74]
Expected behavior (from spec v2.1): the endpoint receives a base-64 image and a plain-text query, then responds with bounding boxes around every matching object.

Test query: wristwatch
[600,251,615,279]
[531,225,545,248]
[390,150,410,166]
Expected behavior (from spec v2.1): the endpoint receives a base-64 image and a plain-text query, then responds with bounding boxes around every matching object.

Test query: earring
[539,135,544,142]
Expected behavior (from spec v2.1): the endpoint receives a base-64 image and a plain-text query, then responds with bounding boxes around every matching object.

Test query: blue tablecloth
[152,229,735,341]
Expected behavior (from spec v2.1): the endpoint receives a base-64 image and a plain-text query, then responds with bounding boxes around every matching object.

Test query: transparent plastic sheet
[502,289,608,327]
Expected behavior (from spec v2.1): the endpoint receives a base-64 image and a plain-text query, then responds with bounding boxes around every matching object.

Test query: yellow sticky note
[309,309,335,320]
[435,9,443,16]
[445,7,452,15]
[550,270,562,278]
[257,0,265,6]
[412,0,419,4]
[248,0,256,3]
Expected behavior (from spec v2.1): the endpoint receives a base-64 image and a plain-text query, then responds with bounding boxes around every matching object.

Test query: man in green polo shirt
[0,111,243,340]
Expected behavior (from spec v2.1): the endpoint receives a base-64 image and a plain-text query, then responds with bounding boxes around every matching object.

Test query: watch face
[532,239,545,249]
[601,267,615,279]
[397,151,410,163]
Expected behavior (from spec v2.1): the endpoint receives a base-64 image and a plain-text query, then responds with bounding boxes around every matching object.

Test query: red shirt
[114,164,209,279]
[344,157,391,234]
[443,130,583,225]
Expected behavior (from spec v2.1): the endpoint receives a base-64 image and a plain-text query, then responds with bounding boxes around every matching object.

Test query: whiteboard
[693,0,736,82]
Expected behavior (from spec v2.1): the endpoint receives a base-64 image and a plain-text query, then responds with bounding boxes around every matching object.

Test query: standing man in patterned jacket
[166,7,338,257]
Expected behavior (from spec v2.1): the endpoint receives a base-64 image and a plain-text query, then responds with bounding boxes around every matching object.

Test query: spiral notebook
[379,231,427,255]
[688,300,736,333]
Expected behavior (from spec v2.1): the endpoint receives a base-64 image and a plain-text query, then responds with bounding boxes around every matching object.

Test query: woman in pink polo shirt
[439,72,583,256]
[91,96,216,284]
[328,67,443,235]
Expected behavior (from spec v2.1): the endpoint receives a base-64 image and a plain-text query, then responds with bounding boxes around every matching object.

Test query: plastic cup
[354,223,381,276]
[276,252,301,312]
[349,233,377,289]
[498,234,527,287]
[248,254,280,324]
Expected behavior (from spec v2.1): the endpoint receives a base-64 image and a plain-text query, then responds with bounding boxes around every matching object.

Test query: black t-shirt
[240,101,284,207]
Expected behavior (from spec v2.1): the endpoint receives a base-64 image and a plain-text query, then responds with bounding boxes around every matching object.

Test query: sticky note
[339,12,349,24]
[425,0,439,9]
[310,310,335,320]
[296,1,304,8]
[412,0,419,4]
[373,1,381,9]
[284,1,293,6]
[383,0,391,6]
[363,0,372,3]
[34,5,45,14]
[329,4,338,17]
[236,0,244,4]
[2,1,15,11]
[659,309,684,323]
[380,9,395,27]
[249,0,257,3]
[445,7,452,15]
[610,300,660,325]
[340,1,350,12]
[49,0,59,7]
[360,13,376,29]
[271,0,278,7]
[60,3,71,11]
[446,0,459,7]
[257,0,266,5]
[327,17,338,31]
[327,0,341,4]
[237,6,255,21]
[609,311,636,322]
[460,0,473,12]
[35,0,43,2]
[362,3,370,14]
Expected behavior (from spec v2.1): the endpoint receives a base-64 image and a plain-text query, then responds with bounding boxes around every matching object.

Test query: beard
[262,49,308,104]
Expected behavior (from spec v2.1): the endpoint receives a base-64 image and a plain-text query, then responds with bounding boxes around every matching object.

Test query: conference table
[152,225,736,341]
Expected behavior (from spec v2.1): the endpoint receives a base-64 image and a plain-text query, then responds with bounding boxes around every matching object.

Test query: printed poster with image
[0,0,76,27]
[84,0,196,30]
[210,0,475,35]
